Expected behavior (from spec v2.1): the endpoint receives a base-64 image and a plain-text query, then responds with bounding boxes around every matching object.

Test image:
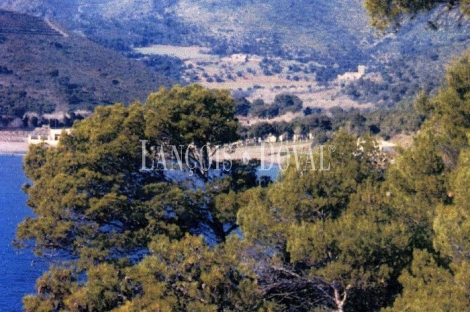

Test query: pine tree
[236,132,402,310]
[17,85,250,309]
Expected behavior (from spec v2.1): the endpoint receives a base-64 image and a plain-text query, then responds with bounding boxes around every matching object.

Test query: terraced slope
[0,10,60,35]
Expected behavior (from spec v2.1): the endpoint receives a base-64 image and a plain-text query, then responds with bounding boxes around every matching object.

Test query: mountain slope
[1,1,470,109]
[3,1,467,62]
[0,10,173,119]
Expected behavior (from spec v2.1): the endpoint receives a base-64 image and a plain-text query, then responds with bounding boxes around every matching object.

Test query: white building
[278,132,289,142]
[267,134,277,143]
[337,65,366,81]
[28,126,71,146]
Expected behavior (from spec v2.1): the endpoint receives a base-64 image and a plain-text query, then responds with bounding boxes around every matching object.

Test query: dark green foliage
[17,85,270,310]
[363,100,425,139]
[273,94,303,115]
[17,84,241,257]
[242,102,422,143]
[241,48,470,310]
[237,132,400,311]
[18,54,470,310]
[384,151,470,311]
[379,50,470,310]
[249,98,268,118]
[249,94,303,118]
[233,96,251,116]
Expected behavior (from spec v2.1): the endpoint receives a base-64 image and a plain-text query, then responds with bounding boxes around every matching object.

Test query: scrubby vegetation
[238,98,423,143]
[238,93,304,119]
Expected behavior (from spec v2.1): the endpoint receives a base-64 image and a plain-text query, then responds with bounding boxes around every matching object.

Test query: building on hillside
[267,134,277,143]
[28,126,71,146]
[337,65,366,81]
[223,53,249,63]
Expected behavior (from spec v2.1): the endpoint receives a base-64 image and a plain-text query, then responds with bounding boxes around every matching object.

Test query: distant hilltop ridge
[0,10,60,36]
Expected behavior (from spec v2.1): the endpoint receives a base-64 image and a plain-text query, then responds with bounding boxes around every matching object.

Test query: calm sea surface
[0,155,49,311]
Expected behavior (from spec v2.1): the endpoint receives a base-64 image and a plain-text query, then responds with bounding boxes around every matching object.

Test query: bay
[0,155,49,312]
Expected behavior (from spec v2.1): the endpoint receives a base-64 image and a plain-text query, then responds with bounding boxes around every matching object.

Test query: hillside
[0,0,372,59]
[0,10,173,122]
[1,1,470,111]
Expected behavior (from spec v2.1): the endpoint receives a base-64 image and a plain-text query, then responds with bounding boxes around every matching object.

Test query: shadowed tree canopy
[377,43,470,311]
[23,235,273,312]
[16,84,243,263]
[382,149,470,311]
[236,131,403,311]
[18,84,268,311]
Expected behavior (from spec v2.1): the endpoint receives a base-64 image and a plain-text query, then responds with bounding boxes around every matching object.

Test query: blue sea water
[0,155,280,311]
[0,155,49,312]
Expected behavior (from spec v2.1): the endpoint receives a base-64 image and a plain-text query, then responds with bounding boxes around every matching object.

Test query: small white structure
[378,140,396,153]
[28,126,71,146]
[278,132,289,142]
[337,65,366,81]
[267,134,277,143]
[356,138,396,153]
[225,53,249,63]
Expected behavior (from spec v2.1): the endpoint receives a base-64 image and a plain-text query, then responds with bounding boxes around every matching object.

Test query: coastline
[0,129,314,160]
[0,130,29,155]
